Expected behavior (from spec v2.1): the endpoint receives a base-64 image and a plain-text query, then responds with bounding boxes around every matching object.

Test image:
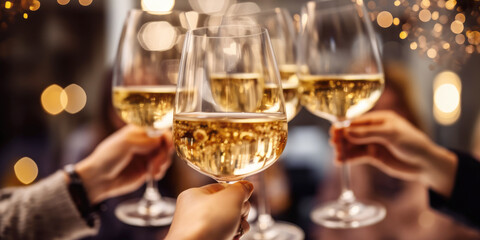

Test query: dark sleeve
[0,171,99,240]
[429,150,480,230]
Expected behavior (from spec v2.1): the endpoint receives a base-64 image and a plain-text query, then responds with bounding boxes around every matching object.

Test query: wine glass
[173,25,287,186]
[112,9,188,226]
[297,0,386,228]
[222,8,304,240]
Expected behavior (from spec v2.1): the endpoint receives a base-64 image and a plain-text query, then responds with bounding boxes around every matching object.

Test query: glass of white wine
[222,8,304,240]
[173,25,288,185]
[112,9,187,227]
[297,0,386,228]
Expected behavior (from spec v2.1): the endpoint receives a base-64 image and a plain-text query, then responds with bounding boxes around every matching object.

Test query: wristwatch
[64,164,98,227]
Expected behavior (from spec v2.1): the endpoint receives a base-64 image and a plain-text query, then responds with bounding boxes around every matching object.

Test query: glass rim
[187,25,268,39]
[127,8,183,15]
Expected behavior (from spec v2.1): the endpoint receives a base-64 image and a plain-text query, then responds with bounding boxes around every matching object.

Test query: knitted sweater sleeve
[0,171,99,240]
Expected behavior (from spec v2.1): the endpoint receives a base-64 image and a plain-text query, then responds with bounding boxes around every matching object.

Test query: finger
[241,201,251,219]
[198,183,227,194]
[344,125,393,145]
[219,181,254,204]
[233,218,250,240]
[349,111,394,126]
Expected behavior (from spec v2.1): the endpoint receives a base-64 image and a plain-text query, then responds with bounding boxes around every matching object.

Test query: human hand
[331,111,457,197]
[165,181,254,240]
[73,125,174,204]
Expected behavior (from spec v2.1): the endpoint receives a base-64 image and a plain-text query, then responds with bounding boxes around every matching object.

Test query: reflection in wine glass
[173,25,287,185]
[298,0,386,228]
[111,10,188,227]
[222,8,304,240]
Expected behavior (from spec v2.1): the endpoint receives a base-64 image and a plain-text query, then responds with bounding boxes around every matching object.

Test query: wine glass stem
[334,120,356,204]
[143,162,161,202]
[256,172,274,232]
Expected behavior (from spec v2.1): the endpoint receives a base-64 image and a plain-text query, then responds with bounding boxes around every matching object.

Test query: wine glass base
[310,200,386,229]
[115,197,176,227]
[242,221,304,240]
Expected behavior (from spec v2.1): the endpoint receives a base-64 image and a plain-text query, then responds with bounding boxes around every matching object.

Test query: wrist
[422,144,458,198]
[75,159,109,204]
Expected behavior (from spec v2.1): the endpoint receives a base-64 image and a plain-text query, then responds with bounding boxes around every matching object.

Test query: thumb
[219,181,254,204]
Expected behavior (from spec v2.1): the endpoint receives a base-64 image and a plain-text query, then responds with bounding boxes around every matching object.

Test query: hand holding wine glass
[111,10,187,226]
[298,0,386,228]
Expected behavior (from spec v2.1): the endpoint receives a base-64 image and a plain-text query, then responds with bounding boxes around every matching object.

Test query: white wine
[260,82,301,122]
[279,64,297,81]
[113,86,176,131]
[210,73,264,112]
[299,74,384,122]
[173,113,288,182]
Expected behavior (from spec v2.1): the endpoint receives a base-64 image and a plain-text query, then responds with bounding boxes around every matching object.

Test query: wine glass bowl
[111,9,188,226]
[298,0,386,228]
[173,25,288,184]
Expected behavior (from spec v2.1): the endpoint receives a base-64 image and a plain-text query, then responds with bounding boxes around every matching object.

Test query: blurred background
[1,0,480,239]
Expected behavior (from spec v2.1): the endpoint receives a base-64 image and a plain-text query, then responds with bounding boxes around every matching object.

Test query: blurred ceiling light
[41,84,65,115]
[14,157,38,185]
[189,0,232,14]
[450,20,464,34]
[399,31,408,39]
[23,13,28,19]
[141,0,175,12]
[29,0,40,11]
[410,42,418,50]
[138,21,177,51]
[393,18,400,25]
[62,84,87,114]
[419,9,431,22]
[455,34,465,44]
[225,2,260,16]
[427,48,437,58]
[433,71,461,125]
[79,0,93,7]
[377,11,393,28]
[5,1,12,9]
[57,0,70,5]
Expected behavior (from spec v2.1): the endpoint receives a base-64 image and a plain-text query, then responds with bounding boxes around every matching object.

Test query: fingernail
[239,181,254,193]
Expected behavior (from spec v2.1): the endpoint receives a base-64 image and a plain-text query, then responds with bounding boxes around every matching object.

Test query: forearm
[421,144,457,198]
[0,171,99,240]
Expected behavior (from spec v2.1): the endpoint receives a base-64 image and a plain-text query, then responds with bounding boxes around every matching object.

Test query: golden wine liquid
[299,74,384,122]
[279,64,297,81]
[210,73,264,112]
[260,82,300,122]
[113,86,176,131]
[174,113,288,182]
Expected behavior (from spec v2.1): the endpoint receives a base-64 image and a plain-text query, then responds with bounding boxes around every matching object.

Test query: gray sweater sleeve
[0,171,99,240]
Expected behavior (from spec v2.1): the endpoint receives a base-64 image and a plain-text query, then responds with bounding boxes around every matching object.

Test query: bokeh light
[5,1,12,9]
[41,84,65,115]
[29,0,41,11]
[79,0,93,7]
[141,0,175,12]
[377,11,393,28]
[138,21,177,51]
[14,157,38,185]
[433,71,461,125]
[450,20,464,34]
[62,84,87,114]
[57,0,70,5]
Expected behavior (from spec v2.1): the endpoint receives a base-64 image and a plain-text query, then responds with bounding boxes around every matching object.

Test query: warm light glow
[427,48,437,58]
[421,0,430,8]
[57,0,70,5]
[141,0,175,12]
[41,84,65,115]
[450,20,464,34]
[431,11,439,20]
[185,11,199,29]
[466,45,475,54]
[367,1,376,10]
[138,21,177,51]
[443,42,450,49]
[445,0,456,10]
[419,9,432,22]
[412,4,419,11]
[29,0,41,11]
[79,0,93,6]
[467,31,480,45]
[439,15,448,24]
[377,11,393,28]
[394,0,401,6]
[455,13,465,23]
[393,18,400,25]
[5,1,12,9]
[433,71,461,125]
[434,23,442,32]
[23,13,28,19]
[62,84,87,114]
[189,0,232,14]
[410,42,418,50]
[455,34,465,44]
[14,157,38,185]
[399,31,408,39]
